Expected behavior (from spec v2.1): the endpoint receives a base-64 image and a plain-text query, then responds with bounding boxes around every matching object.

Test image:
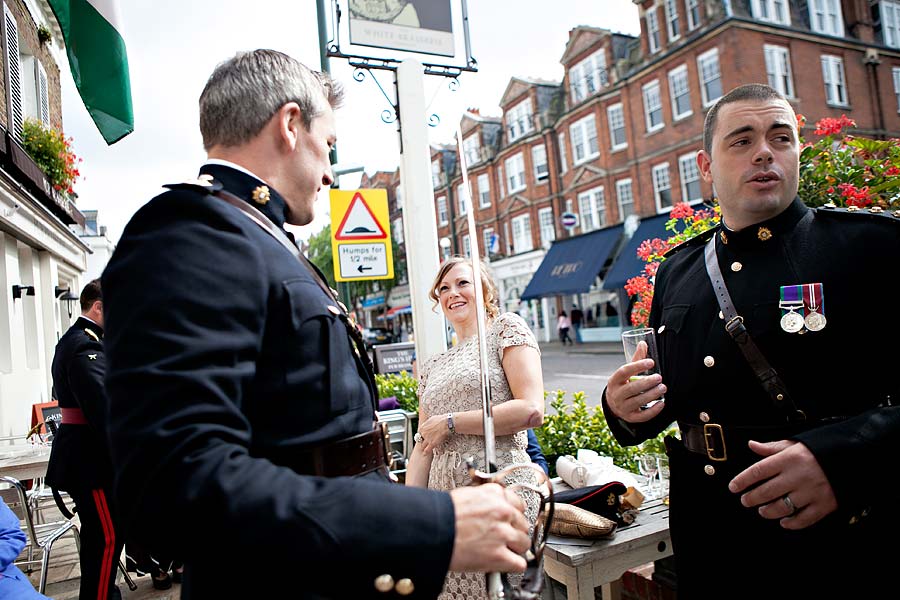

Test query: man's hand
[448,484,531,573]
[728,440,838,530]
[605,342,666,423]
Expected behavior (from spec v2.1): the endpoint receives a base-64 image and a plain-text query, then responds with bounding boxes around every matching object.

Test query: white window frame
[686,0,700,31]
[893,67,900,112]
[679,153,703,204]
[697,48,723,107]
[392,217,404,244]
[505,153,527,194]
[532,144,549,181]
[643,80,665,132]
[665,0,681,41]
[569,49,609,104]
[821,55,848,107]
[569,114,600,164]
[457,183,468,216]
[506,98,534,142]
[616,179,635,221]
[751,0,791,25]
[538,207,556,248]
[764,45,795,98]
[477,173,491,208]
[668,65,692,120]
[881,1,900,48]
[483,227,495,256]
[577,186,606,232]
[462,234,471,258]
[437,196,448,225]
[431,159,442,189]
[809,0,843,36]
[652,163,673,212]
[647,9,661,54]
[607,103,628,150]
[558,133,568,173]
[511,213,533,253]
[463,133,481,166]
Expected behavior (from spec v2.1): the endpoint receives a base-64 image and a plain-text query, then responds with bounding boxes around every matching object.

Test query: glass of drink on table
[621,327,664,410]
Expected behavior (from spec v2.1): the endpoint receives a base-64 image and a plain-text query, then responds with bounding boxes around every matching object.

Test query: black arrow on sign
[357,265,373,273]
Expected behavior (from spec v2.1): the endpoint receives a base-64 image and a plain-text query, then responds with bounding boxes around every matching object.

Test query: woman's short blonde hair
[428,256,500,319]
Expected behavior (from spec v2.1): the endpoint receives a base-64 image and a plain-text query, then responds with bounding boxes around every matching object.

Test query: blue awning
[601,213,672,291]
[520,224,624,300]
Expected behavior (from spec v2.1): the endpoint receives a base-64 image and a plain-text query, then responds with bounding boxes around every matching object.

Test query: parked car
[362,327,396,348]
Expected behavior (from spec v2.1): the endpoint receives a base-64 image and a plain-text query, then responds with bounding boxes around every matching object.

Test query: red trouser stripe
[91,489,115,600]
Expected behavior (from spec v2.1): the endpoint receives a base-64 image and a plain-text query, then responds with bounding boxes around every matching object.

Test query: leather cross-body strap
[704,236,806,423]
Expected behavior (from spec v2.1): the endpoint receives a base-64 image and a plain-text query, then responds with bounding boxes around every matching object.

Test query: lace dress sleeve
[493,312,540,361]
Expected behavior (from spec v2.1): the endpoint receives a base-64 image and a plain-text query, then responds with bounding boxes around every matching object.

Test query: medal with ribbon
[803,283,827,331]
[779,285,805,333]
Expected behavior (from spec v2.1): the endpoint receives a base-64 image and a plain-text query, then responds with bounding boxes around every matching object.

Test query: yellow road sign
[330,189,394,282]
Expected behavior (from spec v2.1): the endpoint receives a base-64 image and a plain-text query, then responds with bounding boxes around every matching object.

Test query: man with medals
[102,50,529,599]
[602,84,900,598]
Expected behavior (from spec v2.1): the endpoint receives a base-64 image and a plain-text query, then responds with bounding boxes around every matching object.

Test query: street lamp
[55,286,79,318]
[439,237,451,262]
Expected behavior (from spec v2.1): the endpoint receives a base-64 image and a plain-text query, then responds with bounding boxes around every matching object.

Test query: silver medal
[804,311,827,332]
[780,311,805,333]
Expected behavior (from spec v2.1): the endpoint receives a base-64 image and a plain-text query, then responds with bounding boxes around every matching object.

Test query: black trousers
[67,487,122,600]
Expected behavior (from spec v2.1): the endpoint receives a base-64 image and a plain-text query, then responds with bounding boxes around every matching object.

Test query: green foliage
[375,371,419,413]
[21,118,80,196]
[535,390,673,474]
[36,24,51,45]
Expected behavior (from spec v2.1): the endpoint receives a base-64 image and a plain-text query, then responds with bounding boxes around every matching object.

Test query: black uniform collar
[717,197,808,249]
[199,163,290,230]
[76,316,104,340]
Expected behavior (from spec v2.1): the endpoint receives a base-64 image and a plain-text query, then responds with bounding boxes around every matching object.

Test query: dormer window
[808,0,843,37]
[462,133,481,166]
[686,0,700,31]
[665,0,681,42]
[569,50,608,104]
[506,99,534,142]
[751,0,791,26]
[647,9,661,53]
[878,1,900,48]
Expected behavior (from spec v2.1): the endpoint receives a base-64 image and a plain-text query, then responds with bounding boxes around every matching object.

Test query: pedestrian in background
[602,83,900,598]
[0,498,50,599]
[570,304,584,343]
[102,49,529,599]
[557,310,573,345]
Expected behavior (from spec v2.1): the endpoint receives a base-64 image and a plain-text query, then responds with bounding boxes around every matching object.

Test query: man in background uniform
[102,49,529,599]
[45,279,121,600]
[603,84,900,597]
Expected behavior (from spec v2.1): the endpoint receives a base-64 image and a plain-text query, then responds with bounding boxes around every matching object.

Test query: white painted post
[397,60,446,364]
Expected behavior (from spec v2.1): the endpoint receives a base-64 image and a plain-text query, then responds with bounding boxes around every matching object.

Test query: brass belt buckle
[703,423,727,462]
[378,421,394,470]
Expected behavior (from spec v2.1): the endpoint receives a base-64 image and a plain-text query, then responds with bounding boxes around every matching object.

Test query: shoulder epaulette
[662,226,717,258]
[815,203,900,222]
[162,174,223,195]
[83,328,100,342]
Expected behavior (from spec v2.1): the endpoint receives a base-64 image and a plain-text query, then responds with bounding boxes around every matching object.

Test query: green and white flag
[48,0,133,144]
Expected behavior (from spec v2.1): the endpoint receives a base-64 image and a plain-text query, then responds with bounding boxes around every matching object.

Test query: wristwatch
[447,412,456,434]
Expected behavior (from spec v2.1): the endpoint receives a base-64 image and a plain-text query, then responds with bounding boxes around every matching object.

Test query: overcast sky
[59,0,640,244]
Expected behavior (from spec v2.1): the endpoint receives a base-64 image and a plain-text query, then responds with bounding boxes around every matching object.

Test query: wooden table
[0,446,51,482]
[543,499,672,600]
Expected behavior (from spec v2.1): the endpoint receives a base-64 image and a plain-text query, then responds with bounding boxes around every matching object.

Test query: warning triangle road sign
[334,192,387,240]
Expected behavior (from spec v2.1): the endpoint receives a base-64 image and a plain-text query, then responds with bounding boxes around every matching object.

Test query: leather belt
[60,407,88,425]
[295,422,392,478]
[679,422,801,463]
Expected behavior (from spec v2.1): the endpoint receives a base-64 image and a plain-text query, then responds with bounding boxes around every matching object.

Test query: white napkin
[556,455,588,488]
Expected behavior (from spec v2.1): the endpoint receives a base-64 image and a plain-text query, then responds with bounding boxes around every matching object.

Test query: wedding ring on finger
[414,432,424,444]
[782,494,796,515]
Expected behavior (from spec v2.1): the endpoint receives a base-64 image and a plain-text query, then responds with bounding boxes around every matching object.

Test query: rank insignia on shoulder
[252,185,271,205]
[84,328,100,342]
[88,353,97,360]
[163,174,223,194]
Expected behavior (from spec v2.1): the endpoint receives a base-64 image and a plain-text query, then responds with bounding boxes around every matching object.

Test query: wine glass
[638,454,659,498]
[657,455,670,505]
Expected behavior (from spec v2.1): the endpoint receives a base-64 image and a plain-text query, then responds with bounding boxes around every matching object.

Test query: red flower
[669,202,694,220]
[814,115,856,136]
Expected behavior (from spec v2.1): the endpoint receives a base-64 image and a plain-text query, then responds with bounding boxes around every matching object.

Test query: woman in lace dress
[406,257,545,599]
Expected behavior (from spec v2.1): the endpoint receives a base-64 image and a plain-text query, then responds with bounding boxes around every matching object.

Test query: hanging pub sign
[348,0,455,57]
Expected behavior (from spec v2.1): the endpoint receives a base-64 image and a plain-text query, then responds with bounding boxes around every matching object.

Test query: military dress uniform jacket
[603,198,900,595]
[102,165,454,599]
[45,317,113,492]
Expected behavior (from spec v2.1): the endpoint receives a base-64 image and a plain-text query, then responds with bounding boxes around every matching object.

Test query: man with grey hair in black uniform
[102,49,529,599]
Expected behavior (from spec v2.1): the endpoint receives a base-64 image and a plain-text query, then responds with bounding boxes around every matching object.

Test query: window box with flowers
[21,118,82,198]
[625,115,900,327]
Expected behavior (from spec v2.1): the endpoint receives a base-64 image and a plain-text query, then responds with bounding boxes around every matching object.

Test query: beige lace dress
[417,312,541,600]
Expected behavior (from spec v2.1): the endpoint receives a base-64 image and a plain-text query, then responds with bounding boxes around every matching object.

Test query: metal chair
[1,475,80,593]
